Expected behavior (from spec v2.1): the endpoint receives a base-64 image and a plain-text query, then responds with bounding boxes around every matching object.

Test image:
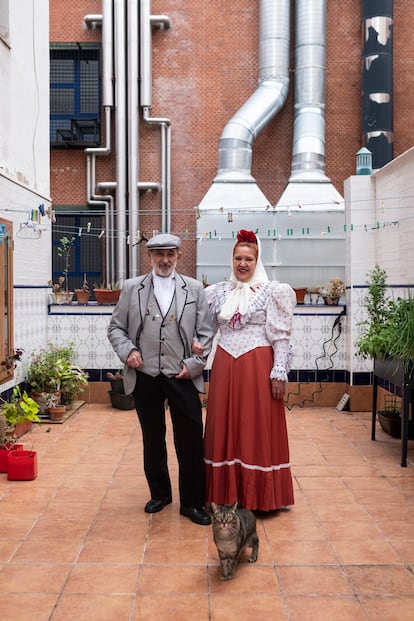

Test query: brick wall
[50,0,414,277]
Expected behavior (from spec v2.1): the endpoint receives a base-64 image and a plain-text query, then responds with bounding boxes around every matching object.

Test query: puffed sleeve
[204,283,220,332]
[265,282,296,381]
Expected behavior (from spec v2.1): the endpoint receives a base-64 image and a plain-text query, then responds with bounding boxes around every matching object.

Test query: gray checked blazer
[107,272,214,394]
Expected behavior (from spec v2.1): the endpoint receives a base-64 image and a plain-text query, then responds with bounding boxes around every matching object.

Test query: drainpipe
[127,0,139,276]
[362,0,393,169]
[140,0,172,232]
[84,0,114,284]
[114,0,127,282]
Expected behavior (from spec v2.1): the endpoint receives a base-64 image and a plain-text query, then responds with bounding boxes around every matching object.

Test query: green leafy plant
[26,343,88,400]
[93,280,121,290]
[0,386,40,427]
[356,265,414,368]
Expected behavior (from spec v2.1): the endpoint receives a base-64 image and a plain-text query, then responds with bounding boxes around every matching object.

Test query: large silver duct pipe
[127,0,139,276]
[276,0,343,209]
[140,0,172,232]
[362,0,393,169]
[197,0,290,210]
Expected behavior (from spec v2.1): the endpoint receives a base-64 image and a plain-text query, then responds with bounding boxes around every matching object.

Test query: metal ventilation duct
[276,0,343,210]
[362,0,393,169]
[197,0,291,210]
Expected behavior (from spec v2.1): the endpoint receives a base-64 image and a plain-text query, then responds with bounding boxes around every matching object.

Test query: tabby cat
[211,502,259,580]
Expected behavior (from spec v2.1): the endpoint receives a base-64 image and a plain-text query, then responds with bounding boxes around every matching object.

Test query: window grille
[50,44,101,147]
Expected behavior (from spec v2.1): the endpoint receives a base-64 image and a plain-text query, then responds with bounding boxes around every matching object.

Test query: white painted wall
[0,1,51,389]
[345,148,414,380]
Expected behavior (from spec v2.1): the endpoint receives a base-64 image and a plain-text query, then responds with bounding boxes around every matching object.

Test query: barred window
[50,44,101,147]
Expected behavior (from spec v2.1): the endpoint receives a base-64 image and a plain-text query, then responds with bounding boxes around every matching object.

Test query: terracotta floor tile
[209,593,289,621]
[134,593,210,621]
[286,595,367,621]
[273,539,339,565]
[360,595,414,621]
[51,593,134,621]
[138,565,209,594]
[209,564,279,592]
[0,563,71,592]
[11,537,82,563]
[78,536,146,563]
[331,539,402,564]
[278,565,354,595]
[344,565,414,596]
[0,593,59,621]
[64,563,139,593]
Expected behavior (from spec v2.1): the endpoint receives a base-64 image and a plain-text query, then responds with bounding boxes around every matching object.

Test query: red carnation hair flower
[236,229,257,244]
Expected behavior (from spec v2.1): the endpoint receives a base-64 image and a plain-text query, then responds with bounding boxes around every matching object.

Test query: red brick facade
[50,1,414,277]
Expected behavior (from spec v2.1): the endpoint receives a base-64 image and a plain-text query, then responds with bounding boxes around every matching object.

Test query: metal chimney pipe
[361,0,393,169]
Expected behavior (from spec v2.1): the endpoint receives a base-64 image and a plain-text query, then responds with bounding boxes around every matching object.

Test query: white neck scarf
[152,271,176,316]
[218,236,269,321]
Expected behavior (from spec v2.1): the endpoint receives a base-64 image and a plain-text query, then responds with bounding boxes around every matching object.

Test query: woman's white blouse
[205,281,296,382]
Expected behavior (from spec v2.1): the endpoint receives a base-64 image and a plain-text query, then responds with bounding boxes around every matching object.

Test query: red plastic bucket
[7,450,38,480]
[0,444,24,473]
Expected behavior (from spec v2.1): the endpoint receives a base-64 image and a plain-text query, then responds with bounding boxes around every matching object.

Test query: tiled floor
[1,404,414,620]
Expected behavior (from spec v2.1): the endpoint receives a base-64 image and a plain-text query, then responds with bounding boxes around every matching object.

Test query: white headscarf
[218,232,269,321]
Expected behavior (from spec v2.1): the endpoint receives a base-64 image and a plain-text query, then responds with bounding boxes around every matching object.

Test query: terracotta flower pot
[48,405,66,422]
[75,290,90,305]
[93,289,121,305]
[7,450,38,481]
[293,288,307,305]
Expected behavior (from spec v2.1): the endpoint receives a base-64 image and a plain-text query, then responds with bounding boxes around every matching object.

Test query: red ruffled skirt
[204,345,294,511]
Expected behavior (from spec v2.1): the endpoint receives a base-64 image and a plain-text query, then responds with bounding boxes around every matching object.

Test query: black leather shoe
[180,506,211,525]
[144,496,172,514]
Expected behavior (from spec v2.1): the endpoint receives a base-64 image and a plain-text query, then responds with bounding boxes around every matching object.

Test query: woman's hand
[271,378,286,400]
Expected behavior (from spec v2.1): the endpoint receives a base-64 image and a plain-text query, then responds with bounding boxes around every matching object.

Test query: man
[107,233,214,525]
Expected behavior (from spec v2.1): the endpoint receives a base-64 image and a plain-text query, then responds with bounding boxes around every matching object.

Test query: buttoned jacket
[107,272,214,394]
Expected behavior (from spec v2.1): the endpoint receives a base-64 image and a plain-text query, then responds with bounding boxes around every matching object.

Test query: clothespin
[87,222,92,233]
[99,230,105,238]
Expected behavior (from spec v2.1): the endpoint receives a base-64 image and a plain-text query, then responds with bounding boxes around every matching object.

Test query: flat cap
[146,233,181,250]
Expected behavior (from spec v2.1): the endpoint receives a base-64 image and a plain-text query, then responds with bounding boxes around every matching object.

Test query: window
[0,218,14,384]
[50,44,101,147]
[52,214,104,291]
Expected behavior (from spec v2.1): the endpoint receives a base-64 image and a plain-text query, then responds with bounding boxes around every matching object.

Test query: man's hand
[271,378,286,400]
[127,350,143,369]
[175,364,190,380]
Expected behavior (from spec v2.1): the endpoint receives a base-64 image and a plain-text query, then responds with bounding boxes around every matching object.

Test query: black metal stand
[371,359,414,467]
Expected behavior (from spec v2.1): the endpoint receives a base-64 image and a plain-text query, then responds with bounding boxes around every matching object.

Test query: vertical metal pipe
[127,0,139,276]
[114,0,127,282]
[290,0,329,181]
[362,0,393,169]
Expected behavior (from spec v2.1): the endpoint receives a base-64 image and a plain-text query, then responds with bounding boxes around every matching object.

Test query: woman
[204,229,296,512]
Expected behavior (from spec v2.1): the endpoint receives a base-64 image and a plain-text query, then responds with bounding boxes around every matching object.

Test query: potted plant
[44,393,67,422]
[319,277,345,305]
[356,265,414,366]
[93,281,122,304]
[106,370,135,410]
[0,385,40,439]
[0,411,24,472]
[293,287,307,304]
[49,236,75,304]
[26,343,88,411]
[356,265,414,440]
[307,287,321,305]
[74,273,90,305]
